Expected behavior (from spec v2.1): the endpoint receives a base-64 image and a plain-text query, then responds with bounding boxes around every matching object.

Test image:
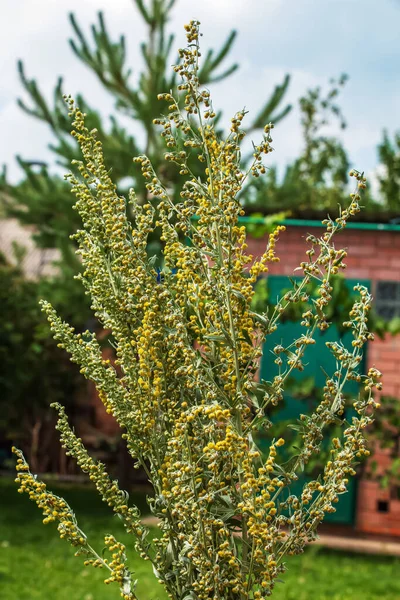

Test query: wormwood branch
[12,448,139,600]
[14,20,380,600]
[51,402,154,559]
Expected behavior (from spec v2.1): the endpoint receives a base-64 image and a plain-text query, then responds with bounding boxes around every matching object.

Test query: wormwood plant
[13,21,382,600]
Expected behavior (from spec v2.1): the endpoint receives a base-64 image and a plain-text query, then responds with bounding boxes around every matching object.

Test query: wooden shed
[246,219,400,537]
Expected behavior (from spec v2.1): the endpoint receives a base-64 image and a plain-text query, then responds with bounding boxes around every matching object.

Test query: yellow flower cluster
[13,447,87,546]
[103,535,132,591]
[51,403,148,543]
[13,447,139,599]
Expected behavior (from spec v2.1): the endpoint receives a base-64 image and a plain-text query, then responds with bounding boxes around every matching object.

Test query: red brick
[375,269,400,280]
[375,350,400,362]
[378,235,397,247]
[389,258,400,269]
[376,373,400,386]
[345,268,372,279]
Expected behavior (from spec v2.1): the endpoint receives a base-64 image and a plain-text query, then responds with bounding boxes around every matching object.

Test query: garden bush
[13,21,381,600]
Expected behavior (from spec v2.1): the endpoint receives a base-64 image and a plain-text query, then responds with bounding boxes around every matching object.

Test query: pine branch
[134,0,151,24]
[17,61,56,128]
[249,74,292,131]
[69,11,140,112]
[198,30,238,83]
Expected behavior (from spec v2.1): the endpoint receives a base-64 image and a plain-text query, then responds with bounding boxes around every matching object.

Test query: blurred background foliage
[0,249,81,471]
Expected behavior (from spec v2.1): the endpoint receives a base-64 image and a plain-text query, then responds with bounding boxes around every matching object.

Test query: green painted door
[257,275,370,525]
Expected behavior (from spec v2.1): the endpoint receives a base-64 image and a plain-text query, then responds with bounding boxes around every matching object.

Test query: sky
[1,0,399,195]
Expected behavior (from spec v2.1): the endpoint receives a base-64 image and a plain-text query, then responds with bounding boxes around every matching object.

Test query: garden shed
[246,219,400,537]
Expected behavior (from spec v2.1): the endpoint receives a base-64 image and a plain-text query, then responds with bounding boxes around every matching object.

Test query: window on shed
[375,281,400,320]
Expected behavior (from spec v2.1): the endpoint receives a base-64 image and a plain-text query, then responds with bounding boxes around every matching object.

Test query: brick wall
[247,226,400,283]
[247,225,400,536]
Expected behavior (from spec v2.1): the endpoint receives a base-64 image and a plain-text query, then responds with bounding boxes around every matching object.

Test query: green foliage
[243,212,290,239]
[377,130,400,211]
[1,159,78,249]
[0,252,80,469]
[245,76,381,215]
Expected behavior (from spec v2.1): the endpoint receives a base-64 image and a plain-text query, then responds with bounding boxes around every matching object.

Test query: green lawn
[1,477,400,600]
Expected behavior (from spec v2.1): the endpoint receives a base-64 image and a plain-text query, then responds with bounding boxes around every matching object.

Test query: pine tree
[0,2,292,470]
[1,1,292,315]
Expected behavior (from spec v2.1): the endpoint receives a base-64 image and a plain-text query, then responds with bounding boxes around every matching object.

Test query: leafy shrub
[13,22,381,600]
[0,252,80,471]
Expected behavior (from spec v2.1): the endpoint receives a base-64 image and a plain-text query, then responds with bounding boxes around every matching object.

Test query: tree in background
[246,75,381,216]
[0,250,81,472]
[1,0,291,303]
[0,0,292,473]
[377,130,400,212]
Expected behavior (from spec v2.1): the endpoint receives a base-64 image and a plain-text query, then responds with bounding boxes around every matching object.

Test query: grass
[1,477,400,600]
